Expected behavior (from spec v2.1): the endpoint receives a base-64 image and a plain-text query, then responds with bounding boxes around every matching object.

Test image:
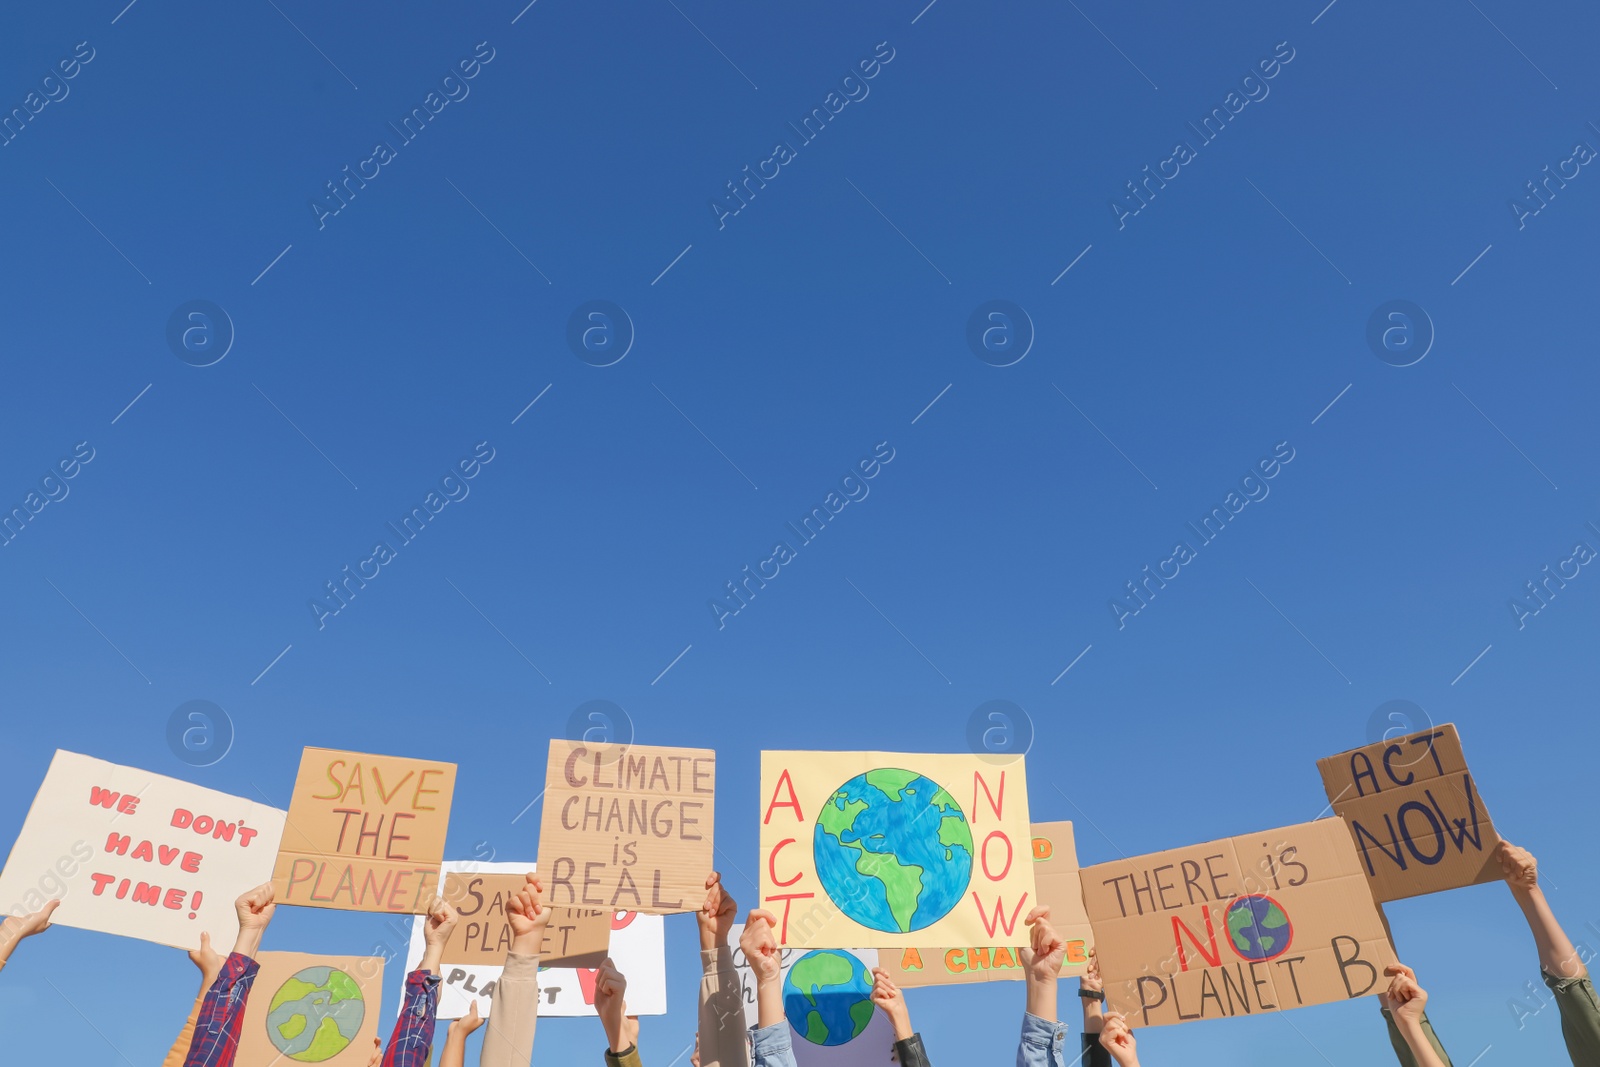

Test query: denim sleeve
[750,1022,797,1067]
[1016,1012,1068,1067]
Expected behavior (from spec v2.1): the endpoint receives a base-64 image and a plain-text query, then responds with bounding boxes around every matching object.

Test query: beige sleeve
[698,947,750,1067]
[161,990,206,1067]
[480,951,541,1067]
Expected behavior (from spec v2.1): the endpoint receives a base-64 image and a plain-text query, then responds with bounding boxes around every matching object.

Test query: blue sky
[1,0,1597,1064]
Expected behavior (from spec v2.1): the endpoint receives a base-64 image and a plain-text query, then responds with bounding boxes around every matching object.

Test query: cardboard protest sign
[1317,724,1500,902]
[273,747,456,914]
[409,863,666,1019]
[439,865,611,966]
[1081,818,1397,1028]
[731,924,893,1067]
[536,741,714,915]
[881,820,1095,986]
[0,750,285,949]
[759,752,1036,950]
[236,952,383,1067]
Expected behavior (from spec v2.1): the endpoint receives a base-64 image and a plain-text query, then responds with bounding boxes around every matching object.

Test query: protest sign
[236,951,383,1067]
[0,750,285,949]
[272,747,456,914]
[409,862,665,1019]
[731,924,892,1067]
[439,864,611,966]
[880,820,1094,986]
[759,752,1036,949]
[1081,818,1396,1028]
[1317,724,1500,902]
[536,741,714,915]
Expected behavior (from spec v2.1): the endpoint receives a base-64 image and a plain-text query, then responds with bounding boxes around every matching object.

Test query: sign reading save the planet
[235,951,383,1067]
[731,923,893,1066]
[759,752,1035,949]
[1081,818,1397,1028]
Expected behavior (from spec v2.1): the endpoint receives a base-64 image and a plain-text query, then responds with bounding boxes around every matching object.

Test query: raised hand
[1497,840,1539,891]
[697,871,738,950]
[1099,1012,1140,1067]
[419,896,460,975]
[739,909,786,1028]
[594,957,631,1052]
[870,967,914,1040]
[1022,905,1066,982]
[1381,963,1428,1026]
[232,883,275,958]
[188,930,225,990]
[1082,947,1104,994]
[506,873,549,954]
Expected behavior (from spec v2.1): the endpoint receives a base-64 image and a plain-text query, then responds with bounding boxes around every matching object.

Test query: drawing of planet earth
[266,965,366,1062]
[1225,894,1292,961]
[782,949,874,1046]
[813,768,973,933]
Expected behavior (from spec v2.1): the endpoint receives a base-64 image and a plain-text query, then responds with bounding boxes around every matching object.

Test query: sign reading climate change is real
[1318,724,1499,903]
[0,751,286,950]
[759,752,1036,949]
[537,741,715,915]
[1082,819,1396,1028]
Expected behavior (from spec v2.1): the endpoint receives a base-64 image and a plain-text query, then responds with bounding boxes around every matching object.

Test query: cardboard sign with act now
[272,747,456,914]
[1081,818,1396,1028]
[0,750,286,950]
[536,742,715,915]
[1317,724,1499,902]
[880,820,1095,986]
[760,751,1036,950]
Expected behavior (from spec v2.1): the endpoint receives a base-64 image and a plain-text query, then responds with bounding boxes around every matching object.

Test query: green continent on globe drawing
[266,966,366,1062]
[814,767,974,933]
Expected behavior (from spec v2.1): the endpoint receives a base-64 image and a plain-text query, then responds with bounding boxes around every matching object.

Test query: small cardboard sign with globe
[236,951,383,1067]
[1080,818,1397,1028]
[759,752,1036,949]
[1317,724,1500,903]
[272,747,456,914]
[880,820,1095,986]
[731,924,894,1066]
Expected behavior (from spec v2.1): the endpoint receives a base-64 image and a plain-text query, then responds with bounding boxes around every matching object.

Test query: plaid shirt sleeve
[182,952,260,1067]
[381,969,442,1067]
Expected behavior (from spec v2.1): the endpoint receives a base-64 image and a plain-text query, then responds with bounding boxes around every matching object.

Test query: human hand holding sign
[870,967,914,1041]
[1099,1012,1140,1067]
[697,871,737,951]
[506,873,549,955]
[232,883,275,960]
[594,957,631,1052]
[1381,964,1448,1067]
[418,896,460,976]
[1021,904,1066,1022]
[1080,948,1107,1033]
[739,909,785,1028]
[0,899,58,971]
[1497,839,1587,980]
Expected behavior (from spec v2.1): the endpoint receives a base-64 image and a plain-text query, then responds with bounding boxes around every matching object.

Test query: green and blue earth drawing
[813,768,973,933]
[265,965,366,1062]
[1225,894,1293,961]
[782,949,874,1046]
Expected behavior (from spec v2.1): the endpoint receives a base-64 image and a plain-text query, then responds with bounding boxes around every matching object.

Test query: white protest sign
[731,924,894,1066]
[0,750,286,949]
[404,861,666,1018]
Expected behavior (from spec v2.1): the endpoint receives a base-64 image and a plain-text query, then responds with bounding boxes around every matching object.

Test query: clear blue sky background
[1,0,1597,1064]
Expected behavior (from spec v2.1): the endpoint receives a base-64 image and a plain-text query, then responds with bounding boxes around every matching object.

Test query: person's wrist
[511,930,543,954]
[891,1016,913,1041]
[233,930,264,959]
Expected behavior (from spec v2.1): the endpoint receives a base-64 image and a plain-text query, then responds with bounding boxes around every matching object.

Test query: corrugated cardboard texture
[1081,818,1396,1028]
[1317,724,1499,903]
[440,869,611,966]
[880,820,1095,986]
[237,951,383,1067]
[272,747,455,914]
[536,741,715,915]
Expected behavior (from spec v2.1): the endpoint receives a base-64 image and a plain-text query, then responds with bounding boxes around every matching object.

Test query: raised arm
[439,1002,484,1067]
[696,872,748,1067]
[181,882,277,1067]
[871,967,931,1066]
[0,899,59,974]
[381,896,456,1067]
[161,933,225,1067]
[1017,904,1070,1067]
[1381,965,1449,1067]
[1500,841,1600,1065]
[594,957,640,1067]
[481,873,550,1067]
[1098,1013,1141,1067]
[739,910,795,1067]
